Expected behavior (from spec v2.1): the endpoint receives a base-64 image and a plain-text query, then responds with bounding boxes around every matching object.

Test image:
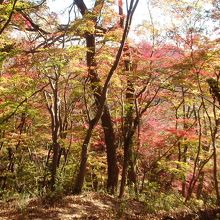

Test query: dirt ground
[0,192,219,220]
[0,192,160,220]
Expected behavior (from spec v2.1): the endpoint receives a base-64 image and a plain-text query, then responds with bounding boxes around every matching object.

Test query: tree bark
[45,76,61,191]
[73,123,94,194]
[101,105,118,193]
[119,48,137,197]
[86,33,118,193]
[74,0,120,194]
[207,78,220,205]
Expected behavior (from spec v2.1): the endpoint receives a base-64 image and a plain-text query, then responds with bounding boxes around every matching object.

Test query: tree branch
[0,0,18,35]
[0,83,49,124]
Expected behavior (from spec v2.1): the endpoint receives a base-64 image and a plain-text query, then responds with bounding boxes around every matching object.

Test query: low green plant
[141,181,185,213]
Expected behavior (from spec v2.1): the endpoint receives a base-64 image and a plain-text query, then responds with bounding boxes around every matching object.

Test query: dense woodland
[0,0,220,217]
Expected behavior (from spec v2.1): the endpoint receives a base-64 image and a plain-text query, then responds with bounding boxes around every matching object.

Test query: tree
[73,0,119,194]
[73,0,139,194]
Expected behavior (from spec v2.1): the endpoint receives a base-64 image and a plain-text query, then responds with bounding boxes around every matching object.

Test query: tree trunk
[73,0,139,195]
[207,78,220,205]
[212,127,220,205]
[197,171,204,199]
[50,142,60,190]
[45,76,61,191]
[119,76,136,197]
[85,33,118,193]
[120,134,131,197]
[73,124,94,194]
[101,105,118,193]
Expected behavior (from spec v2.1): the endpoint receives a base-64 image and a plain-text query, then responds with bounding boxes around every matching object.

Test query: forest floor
[0,192,219,220]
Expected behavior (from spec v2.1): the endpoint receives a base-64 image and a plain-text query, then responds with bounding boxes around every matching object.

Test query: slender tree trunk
[119,40,140,197]
[120,138,130,197]
[207,78,220,205]
[45,77,61,191]
[181,88,188,197]
[185,106,202,201]
[50,142,60,190]
[119,76,136,197]
[73,123,94,194]
[196,171,204,199]
[212,125,220,205]
[50,83,60,190]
